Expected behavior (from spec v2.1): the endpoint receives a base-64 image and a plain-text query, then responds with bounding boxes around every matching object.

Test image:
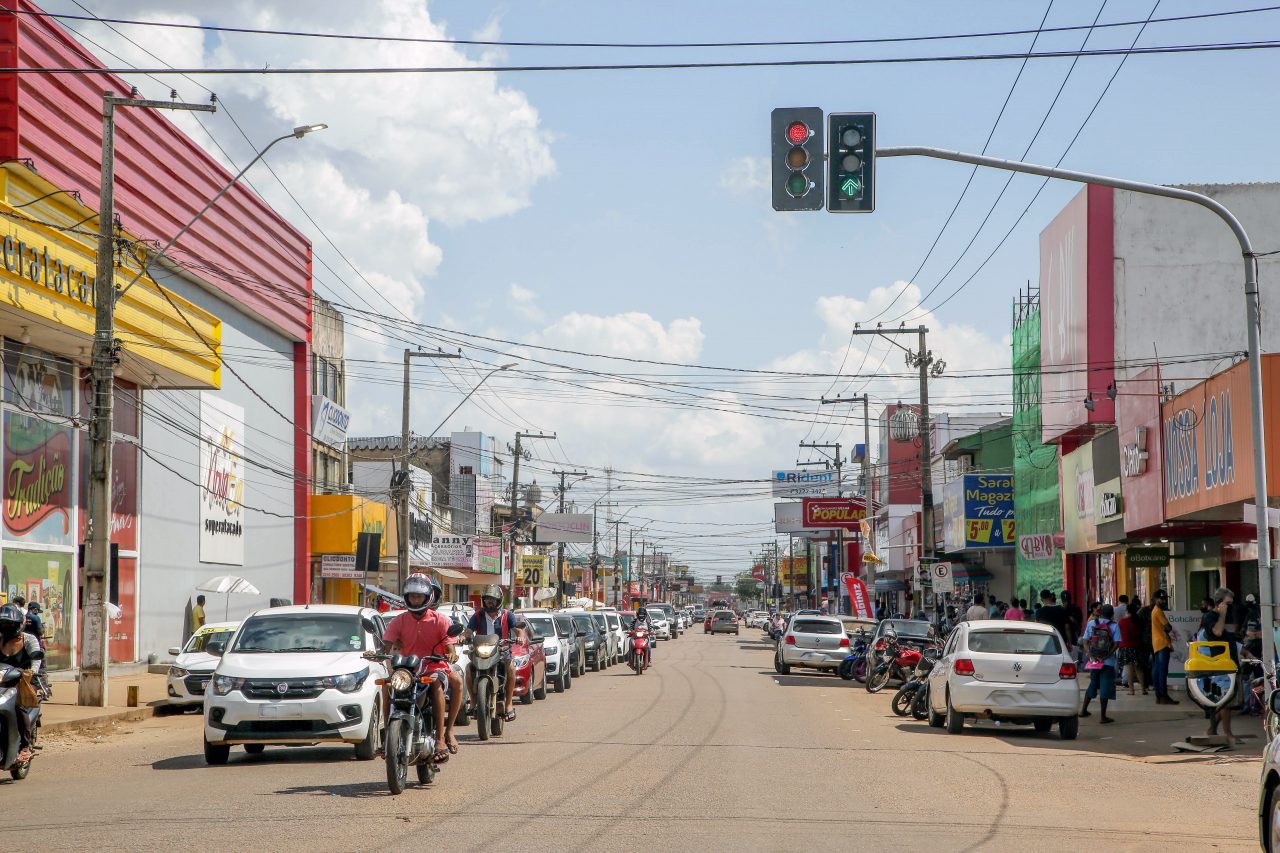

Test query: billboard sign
[320,554,360,579]
[430,535,472,568]
[534,512,593,544]
[942,474,1015,550]
[801,497,867,530]
[1018,533,1056,562]
[311,395,351,447]
[199,394,245,565]
[772,469,838,498]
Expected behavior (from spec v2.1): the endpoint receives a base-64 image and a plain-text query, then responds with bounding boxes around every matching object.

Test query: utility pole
[847,327,942,610]
[799,441,843,614]
[81,91,216,708]
[506,431,554,593]
[397,349,461,588]
[552,469,587,607]
[591,504,599,606]
[607,518,624,608]
[625,528,635,608]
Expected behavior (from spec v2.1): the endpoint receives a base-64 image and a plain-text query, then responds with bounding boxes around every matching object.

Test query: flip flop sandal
[447,740,459,754]
[433,749,450,763]
[503,710,517,722]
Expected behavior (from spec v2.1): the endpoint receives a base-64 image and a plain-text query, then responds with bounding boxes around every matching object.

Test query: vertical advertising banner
[3,411,73,546]
[843,573,872,618]
[475,536,501,574]
[199,394,245,565]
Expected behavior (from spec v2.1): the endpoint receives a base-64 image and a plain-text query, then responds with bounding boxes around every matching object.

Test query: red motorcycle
[866,629,927,694]
[629,627,651,675]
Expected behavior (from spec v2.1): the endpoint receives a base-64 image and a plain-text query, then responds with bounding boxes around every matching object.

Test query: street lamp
[80,108,326,707]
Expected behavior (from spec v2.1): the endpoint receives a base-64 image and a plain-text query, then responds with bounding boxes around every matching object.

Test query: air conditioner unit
[958,453,974,471]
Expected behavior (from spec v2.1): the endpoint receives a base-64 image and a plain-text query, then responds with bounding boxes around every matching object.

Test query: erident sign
[772,469,838,497]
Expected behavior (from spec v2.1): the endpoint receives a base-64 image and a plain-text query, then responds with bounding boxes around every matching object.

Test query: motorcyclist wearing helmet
[463,585,528,724]
[378,574,461,760]
[0,603,41,761]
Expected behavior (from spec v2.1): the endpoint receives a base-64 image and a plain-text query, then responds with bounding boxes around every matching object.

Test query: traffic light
[771,107,824,211]
[827,112,875,213]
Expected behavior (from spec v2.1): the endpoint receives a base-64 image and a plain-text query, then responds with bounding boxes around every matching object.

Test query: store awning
[954,566,993,580]
[874,579,908,592]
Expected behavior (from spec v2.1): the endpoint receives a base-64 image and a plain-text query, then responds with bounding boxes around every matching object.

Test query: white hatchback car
[167,621,240,708]
[203,605,389,764]
[926,620,1081,739]
[520,610,571,693]
[645,607,673,640]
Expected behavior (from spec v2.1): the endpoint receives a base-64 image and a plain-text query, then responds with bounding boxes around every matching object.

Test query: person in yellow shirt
[191,595,207,633]
[1150,589,1178,705]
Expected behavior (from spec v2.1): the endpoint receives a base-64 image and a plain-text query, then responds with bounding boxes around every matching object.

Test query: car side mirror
[168,646,181,656]
[1271,689,1280,717]
[532,637,545,645]
[361,617,380,636]
[577,630,588,638]
[206,639,226,657]
[447,623,465,638]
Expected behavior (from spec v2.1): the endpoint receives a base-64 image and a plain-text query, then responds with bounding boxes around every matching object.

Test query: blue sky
[50,0,1280,574]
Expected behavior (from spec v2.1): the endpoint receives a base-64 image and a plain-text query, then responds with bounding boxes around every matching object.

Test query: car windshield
[572,615,593,633]
[645,609,665,620]
[554,616,574,636]
[792,619,842,635]
[968,629,1061,655]
[591,614,608,631]
[880,620,932,639]
[231,613,363,653]
[714,611,733,620]
[618,613,636,629]
[184,627,236,653]
[525,615,555,639]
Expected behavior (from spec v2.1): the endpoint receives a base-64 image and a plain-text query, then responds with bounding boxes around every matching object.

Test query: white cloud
[720,156,769,193]
[507,283,544,322]
[536,312,704,362]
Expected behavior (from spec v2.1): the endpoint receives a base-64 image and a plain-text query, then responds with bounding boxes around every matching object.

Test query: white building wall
[1113,184,1280,386]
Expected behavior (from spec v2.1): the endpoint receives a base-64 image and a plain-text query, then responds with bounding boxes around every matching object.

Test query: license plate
[259,703,300,718]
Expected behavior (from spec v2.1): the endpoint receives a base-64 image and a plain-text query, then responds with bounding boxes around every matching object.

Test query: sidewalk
[42,672,173,735]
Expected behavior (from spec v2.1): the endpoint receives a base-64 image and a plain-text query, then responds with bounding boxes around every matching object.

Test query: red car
[704,613,714,633]
[513,639,548,705]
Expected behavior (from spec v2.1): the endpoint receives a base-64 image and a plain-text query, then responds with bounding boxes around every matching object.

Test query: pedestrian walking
[1061,590,1083,656]
[1150,589,1179,704]
[1004,600,1025,621]
[964,594,988,622]
[1117,606,1147,695]
[1079,604,1121,724]
[1036,590,1071,650]
[192,594,207,632]
[1114,594,1129,622]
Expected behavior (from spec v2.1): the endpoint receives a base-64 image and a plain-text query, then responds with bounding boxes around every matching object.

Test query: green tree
[735,576,762,602]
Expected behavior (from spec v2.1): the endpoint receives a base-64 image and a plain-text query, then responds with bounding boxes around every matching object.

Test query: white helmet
[402,573,441,614]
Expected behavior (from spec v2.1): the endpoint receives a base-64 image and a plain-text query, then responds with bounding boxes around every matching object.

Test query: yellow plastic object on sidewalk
[1185,640,1236,674]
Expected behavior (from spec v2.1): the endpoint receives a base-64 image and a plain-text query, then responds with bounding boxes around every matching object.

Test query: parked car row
[176,602,677,765]
[763,612,1084,741]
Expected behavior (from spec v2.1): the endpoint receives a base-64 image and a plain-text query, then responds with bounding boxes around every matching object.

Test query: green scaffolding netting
[1012,304,1062,602]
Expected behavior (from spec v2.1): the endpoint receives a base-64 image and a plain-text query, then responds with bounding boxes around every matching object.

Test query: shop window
[4,340,73,417]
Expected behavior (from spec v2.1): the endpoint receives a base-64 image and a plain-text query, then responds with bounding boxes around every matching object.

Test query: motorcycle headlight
[514,654,530,668]
[168,666,189,678]
[212,675,242,696]
[475,642,498,659]
[388,669,414,692]
[323,668,370,693]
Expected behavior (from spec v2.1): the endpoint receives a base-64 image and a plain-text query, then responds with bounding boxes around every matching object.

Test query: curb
[42,704,164,736]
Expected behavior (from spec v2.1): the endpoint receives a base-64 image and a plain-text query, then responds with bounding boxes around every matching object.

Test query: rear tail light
[1059,662,1077,680]
[838,637,850,647]
[785,635,796,645]
[874,640,886,651]
[953,658,976,675]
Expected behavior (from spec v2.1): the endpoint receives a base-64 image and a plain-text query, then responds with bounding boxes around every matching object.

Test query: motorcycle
[368,623,463,795]
[0,660,41,781]
[866,630,924,694]
[837,631,872,683]
[468,634,510,741]
[891,646,941,718]
[630,626,651,675]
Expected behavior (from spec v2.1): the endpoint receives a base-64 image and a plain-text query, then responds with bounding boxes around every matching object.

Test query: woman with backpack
[1078,603,1122,724]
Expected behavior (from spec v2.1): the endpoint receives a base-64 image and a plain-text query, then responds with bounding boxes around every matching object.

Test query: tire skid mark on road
[432,636,702,853]
[24,807,1255,843]
[575,635,731,847]
[951,753,1011,852]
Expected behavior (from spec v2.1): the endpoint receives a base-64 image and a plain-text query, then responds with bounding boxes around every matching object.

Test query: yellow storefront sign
[0,165,220,388]
[311,494,389,555]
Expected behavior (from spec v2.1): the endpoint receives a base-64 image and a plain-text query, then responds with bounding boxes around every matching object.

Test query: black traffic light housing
[771,107,824,211]
[827,112,875,213]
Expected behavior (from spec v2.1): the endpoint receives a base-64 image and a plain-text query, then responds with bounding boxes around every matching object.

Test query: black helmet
[26,602,40,614]
[0,604,24,641]
[402,573,441,614]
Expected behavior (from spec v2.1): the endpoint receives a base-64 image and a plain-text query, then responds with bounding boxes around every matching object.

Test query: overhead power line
[14,5,1280,49]
[0,39,1278,75]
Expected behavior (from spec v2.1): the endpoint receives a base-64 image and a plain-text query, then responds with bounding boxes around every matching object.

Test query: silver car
[775,614,849,674]
[1260,691,1280,850]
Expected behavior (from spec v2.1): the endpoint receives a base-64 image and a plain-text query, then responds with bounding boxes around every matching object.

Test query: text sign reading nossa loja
[801,497,867,529]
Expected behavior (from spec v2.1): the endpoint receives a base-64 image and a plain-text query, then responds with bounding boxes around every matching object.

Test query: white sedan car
[926,620,1081,739]
[203,605,389,764]
[774,614,849,674]
[167,621,240,707]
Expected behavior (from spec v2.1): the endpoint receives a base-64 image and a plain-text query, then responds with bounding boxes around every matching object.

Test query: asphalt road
[14,631,1263,851]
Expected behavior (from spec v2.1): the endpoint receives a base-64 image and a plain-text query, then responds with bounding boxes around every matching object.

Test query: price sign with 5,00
[932,561,955,594]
